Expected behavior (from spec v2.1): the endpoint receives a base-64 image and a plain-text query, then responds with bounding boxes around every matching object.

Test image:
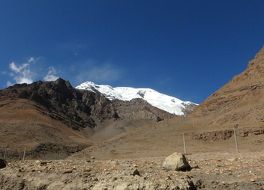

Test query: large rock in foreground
[162,152,191,171]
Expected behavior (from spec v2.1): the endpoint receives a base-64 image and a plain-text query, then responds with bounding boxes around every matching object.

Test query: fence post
[233,127,239,153]
[182,133,187,154]
[22,148,26,161]
[4,147,6,159]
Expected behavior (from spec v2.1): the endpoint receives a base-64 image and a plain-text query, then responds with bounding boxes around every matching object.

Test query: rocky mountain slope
[1,78,173,128]
[190,46,264,129]
[76,81,197,115]
[0,78,173,156]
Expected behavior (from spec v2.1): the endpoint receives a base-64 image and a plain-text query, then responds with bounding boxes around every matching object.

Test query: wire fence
[0,145,81,161]
[1,126,264,161]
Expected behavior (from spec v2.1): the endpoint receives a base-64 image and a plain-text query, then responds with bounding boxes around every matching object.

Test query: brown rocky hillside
[190,47,264,129]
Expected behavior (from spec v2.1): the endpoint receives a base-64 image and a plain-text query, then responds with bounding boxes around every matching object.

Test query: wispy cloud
[5,56,122,87]
[6,57,60,86]
[43,66,59,81]
[8,57,36,84]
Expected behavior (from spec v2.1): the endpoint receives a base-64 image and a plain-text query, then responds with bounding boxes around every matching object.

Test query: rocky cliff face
[0,78,173,130]
[191,47,264,128]
[112,98,174,121]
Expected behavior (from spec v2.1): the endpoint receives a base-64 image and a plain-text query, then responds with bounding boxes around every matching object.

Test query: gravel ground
[0,152,264,190]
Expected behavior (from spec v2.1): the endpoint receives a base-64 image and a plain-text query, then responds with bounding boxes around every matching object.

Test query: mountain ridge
[76,81,197,115]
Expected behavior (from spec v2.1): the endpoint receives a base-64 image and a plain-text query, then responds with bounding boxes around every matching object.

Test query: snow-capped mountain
[76,81,197,115]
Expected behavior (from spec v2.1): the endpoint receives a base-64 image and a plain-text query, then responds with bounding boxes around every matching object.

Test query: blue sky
[0,0,264,103]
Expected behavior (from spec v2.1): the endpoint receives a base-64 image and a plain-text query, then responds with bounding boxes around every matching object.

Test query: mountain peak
[76,81,197,115]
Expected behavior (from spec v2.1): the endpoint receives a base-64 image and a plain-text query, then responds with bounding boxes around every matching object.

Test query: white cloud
[43,67,59,81]
[8,57,35,84]
[7,57,60,86]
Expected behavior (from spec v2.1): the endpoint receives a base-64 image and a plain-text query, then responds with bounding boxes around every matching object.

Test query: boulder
[162,152,191,171]
[0,159,7,169]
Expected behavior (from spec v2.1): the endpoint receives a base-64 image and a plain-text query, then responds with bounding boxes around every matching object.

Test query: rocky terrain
[0,152,264,190]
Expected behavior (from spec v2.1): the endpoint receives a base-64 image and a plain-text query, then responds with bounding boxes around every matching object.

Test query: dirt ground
[1,151,264,190]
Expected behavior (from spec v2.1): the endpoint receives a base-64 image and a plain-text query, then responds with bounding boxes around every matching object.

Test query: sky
[0,0,264,103]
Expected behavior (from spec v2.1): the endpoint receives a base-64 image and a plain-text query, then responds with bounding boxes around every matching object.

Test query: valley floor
[1,151,264,190]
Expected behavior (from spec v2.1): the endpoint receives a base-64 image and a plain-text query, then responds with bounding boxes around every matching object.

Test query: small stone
[35,160,40,164]
[192,165,200,169]
[84,168,92,172]
[40,161,52,166]
[63,170,73,174]
[132,169,140,176]
[40,161,48,166]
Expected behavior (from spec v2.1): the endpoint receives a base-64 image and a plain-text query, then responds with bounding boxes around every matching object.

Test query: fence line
[0,126,264,160]
[233,127,239,153]
[182,133,187,154]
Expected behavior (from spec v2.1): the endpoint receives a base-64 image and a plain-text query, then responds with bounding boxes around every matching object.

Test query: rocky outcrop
[112,98,174,121]
[192,127,264,142]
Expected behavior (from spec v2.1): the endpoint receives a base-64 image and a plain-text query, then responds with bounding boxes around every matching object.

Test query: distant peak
[76,81,197,115]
